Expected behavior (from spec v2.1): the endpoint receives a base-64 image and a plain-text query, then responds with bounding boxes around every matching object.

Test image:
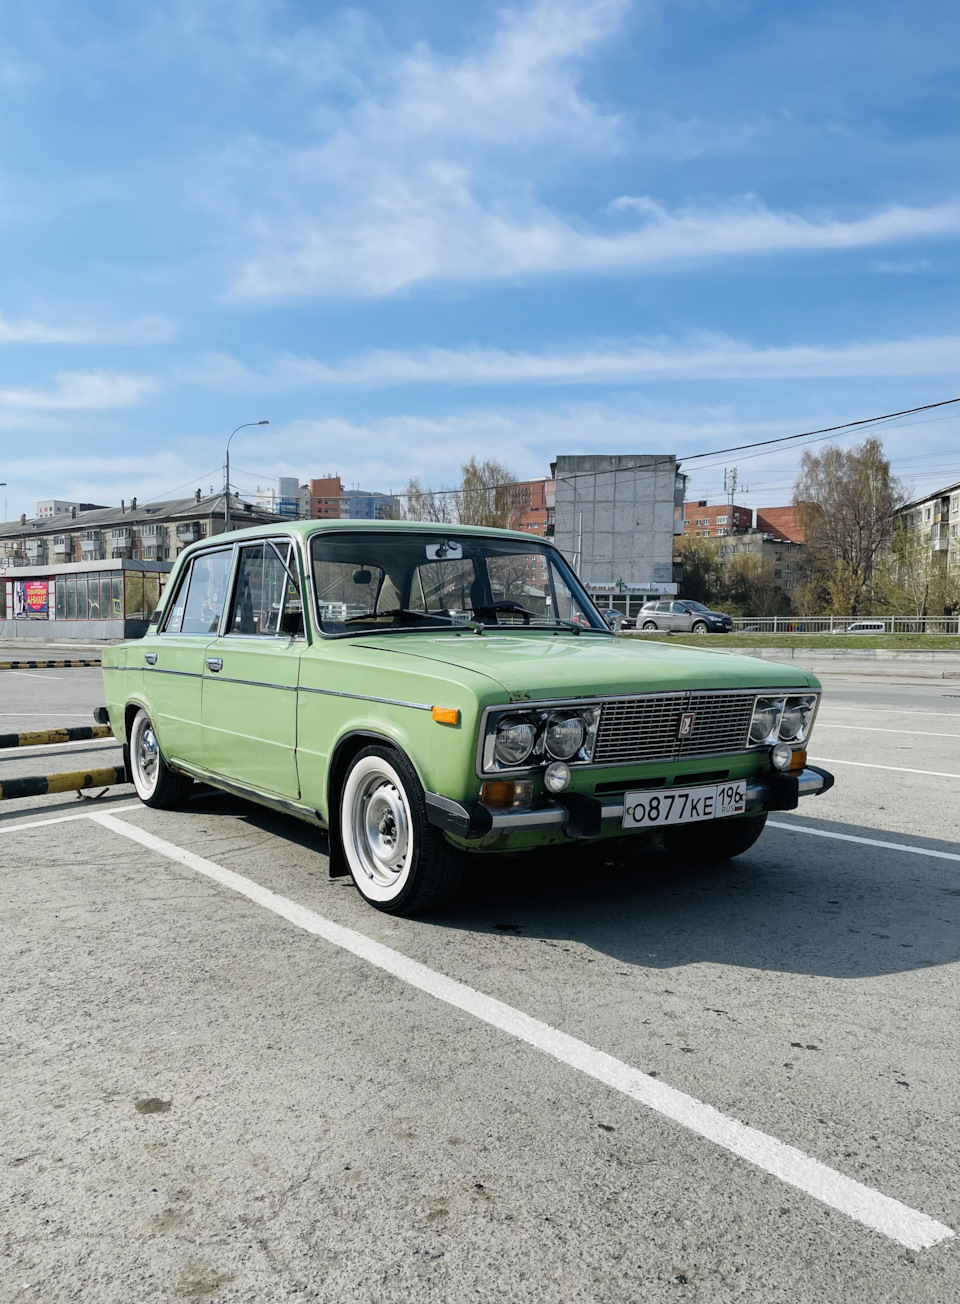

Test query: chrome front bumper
[425,766,834,842]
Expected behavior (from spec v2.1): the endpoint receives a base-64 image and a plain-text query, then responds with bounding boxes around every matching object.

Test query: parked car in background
[599,609,636,631]
[638,600,733,634]
[833,621,886,634]
[100,520,831,917]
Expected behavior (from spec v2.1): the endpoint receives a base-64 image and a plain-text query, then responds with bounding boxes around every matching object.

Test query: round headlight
[544,713,586,760]
[544,761,572,793]
[493,716,537,767]
[771,742,793,771]
[749,699,782,744]
[779,697,813,742]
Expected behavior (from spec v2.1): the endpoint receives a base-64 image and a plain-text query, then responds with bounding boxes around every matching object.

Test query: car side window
[163,549,233,635]
[656,601,672,613]
[671,602,686,613]
[228,541,304,637]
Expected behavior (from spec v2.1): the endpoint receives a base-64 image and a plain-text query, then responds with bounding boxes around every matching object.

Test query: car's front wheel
[691,620,708,633]
[663,812,767,862]
[128,708,194,809]
[340,745,464,915]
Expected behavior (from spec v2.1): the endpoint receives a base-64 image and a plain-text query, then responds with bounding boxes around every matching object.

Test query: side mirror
[606,612,624,631]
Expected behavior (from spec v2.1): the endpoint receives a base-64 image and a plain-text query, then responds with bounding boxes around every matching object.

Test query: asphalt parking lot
[2,664,958,1303]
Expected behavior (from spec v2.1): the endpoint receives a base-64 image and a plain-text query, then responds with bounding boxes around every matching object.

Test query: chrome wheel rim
[132,714,159,798]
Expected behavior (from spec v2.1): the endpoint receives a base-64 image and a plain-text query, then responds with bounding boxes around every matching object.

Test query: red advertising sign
[14,579,49,619]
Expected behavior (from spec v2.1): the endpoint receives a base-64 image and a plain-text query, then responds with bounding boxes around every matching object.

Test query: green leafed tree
[793,437,904,615]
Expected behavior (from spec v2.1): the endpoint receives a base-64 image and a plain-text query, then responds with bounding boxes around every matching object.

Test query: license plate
[621,782,746,829]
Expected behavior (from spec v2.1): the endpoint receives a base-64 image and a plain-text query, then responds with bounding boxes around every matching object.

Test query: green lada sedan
[100,520,833,915]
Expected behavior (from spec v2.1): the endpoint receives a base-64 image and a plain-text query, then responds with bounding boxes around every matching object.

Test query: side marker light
[432,706,460,725]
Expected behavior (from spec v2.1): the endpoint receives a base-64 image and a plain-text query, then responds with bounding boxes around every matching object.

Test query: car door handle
[144,652,157,665]
[206,657,223,673]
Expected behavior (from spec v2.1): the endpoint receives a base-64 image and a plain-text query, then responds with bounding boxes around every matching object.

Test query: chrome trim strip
[144,667,203,679]
[298,685,432,711]
[202,674,297,692]
[170,759,319,821]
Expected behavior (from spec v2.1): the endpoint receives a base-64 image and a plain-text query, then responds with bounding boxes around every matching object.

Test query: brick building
[683,502,753,537]
[509,478,555,537]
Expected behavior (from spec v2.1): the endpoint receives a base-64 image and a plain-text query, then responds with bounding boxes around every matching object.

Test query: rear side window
[164,549,233,635]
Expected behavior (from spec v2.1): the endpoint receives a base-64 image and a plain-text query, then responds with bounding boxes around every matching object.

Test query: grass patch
[624,633,960,651]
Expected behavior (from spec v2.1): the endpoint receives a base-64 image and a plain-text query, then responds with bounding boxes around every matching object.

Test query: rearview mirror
[425,540,463,560]
[353,568,372,584]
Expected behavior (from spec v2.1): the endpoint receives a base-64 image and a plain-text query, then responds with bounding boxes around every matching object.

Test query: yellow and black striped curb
[0,765,127,801]
[0,659,102,670]
[0,724,114,751]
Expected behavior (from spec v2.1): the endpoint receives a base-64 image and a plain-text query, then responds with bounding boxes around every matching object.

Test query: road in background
[1,669,958,1303]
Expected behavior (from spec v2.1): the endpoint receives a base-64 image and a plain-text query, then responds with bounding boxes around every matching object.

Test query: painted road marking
[810,758,960,778]
[767,821,960,862]
[11,671,64,680]
[77,809,954,1252]
[0,804,141,833]
[0,737,120,756]
[815,724,960,738]
[823,707,960,718]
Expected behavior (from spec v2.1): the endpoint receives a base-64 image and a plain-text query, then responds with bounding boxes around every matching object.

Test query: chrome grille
[592,692,755,765]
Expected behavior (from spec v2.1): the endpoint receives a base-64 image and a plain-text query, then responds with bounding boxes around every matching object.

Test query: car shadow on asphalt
[431,817,960,981]
[138,789,958,983]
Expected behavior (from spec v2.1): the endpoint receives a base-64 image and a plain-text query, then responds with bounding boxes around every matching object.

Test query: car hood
[357,632,815,700]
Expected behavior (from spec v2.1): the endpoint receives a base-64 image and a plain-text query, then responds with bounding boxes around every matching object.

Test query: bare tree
[793,437,904,615]
[456,457,521,529]
[399,477,456,523]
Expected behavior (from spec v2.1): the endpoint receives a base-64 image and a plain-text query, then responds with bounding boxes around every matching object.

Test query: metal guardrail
[730,617,960,635]
[0,724,114,750]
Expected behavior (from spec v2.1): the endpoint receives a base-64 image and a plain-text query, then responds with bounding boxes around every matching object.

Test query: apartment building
[683,502,753,537]
[509,478,555,537]
[897,480,960,571]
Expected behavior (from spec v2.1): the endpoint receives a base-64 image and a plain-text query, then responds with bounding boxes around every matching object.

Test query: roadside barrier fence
[729,616,960,635]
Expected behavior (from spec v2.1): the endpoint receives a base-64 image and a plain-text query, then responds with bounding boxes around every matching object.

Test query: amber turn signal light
[789,749,807,772]
[479,780,534,809]
[432,705,460,725]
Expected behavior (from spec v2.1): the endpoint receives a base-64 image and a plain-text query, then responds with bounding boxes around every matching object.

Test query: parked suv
[638,600,733,634]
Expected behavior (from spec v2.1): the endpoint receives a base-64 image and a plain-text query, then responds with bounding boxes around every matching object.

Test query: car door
[145,546,234,765]
[200,538,305,799]
[671,602,694,631]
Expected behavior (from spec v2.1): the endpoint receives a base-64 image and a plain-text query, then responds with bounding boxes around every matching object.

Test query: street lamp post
[223,422,269,534]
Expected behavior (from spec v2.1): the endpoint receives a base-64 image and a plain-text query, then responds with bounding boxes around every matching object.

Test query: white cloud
[187,331,959,392]
[0,370,158,409]
[0,310,177,345]
[215,0,956,300]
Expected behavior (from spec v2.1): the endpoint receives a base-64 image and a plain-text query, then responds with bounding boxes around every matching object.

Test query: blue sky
[0,0,957,519]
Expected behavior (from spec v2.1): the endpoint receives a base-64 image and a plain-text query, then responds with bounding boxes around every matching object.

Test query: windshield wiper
[343,607,484,633]
[473,601,583,633]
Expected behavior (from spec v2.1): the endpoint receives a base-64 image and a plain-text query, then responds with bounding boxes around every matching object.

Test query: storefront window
[66,576,77,619]
[100,575,112,620]
[55,577,66,619]
[111,574,122,619]
[77,576,88,619]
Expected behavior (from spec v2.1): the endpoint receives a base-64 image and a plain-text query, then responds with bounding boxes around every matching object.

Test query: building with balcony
[0,490,281,583]
[683,502,754,538]
[897,480,960,572]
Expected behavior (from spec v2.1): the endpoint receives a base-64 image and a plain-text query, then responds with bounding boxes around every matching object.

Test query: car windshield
[310,531,608,635]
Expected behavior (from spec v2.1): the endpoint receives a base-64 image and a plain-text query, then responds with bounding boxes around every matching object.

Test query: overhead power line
[394,397,959,501]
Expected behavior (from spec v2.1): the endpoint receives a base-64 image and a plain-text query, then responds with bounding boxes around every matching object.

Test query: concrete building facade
[897,480,960,573]
[550,455,687,614]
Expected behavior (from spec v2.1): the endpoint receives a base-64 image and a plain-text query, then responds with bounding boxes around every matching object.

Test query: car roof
[189,518,556,549]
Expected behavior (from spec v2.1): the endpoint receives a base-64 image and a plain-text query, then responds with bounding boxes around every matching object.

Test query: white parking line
[767,821,960,861]
[816,724,960,739]
[0,737,120,757]
[810,758,960,778]
[79,809,954,1252]
[0,804,141,833]
[10,671,64,680]
[823,707,960,718]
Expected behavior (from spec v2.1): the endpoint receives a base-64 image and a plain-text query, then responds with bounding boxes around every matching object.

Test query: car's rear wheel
[663,812,767,862]
[642,620,657,630]
[340,745,464,915]
[128,708,193,809]
[691,620,708,633]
